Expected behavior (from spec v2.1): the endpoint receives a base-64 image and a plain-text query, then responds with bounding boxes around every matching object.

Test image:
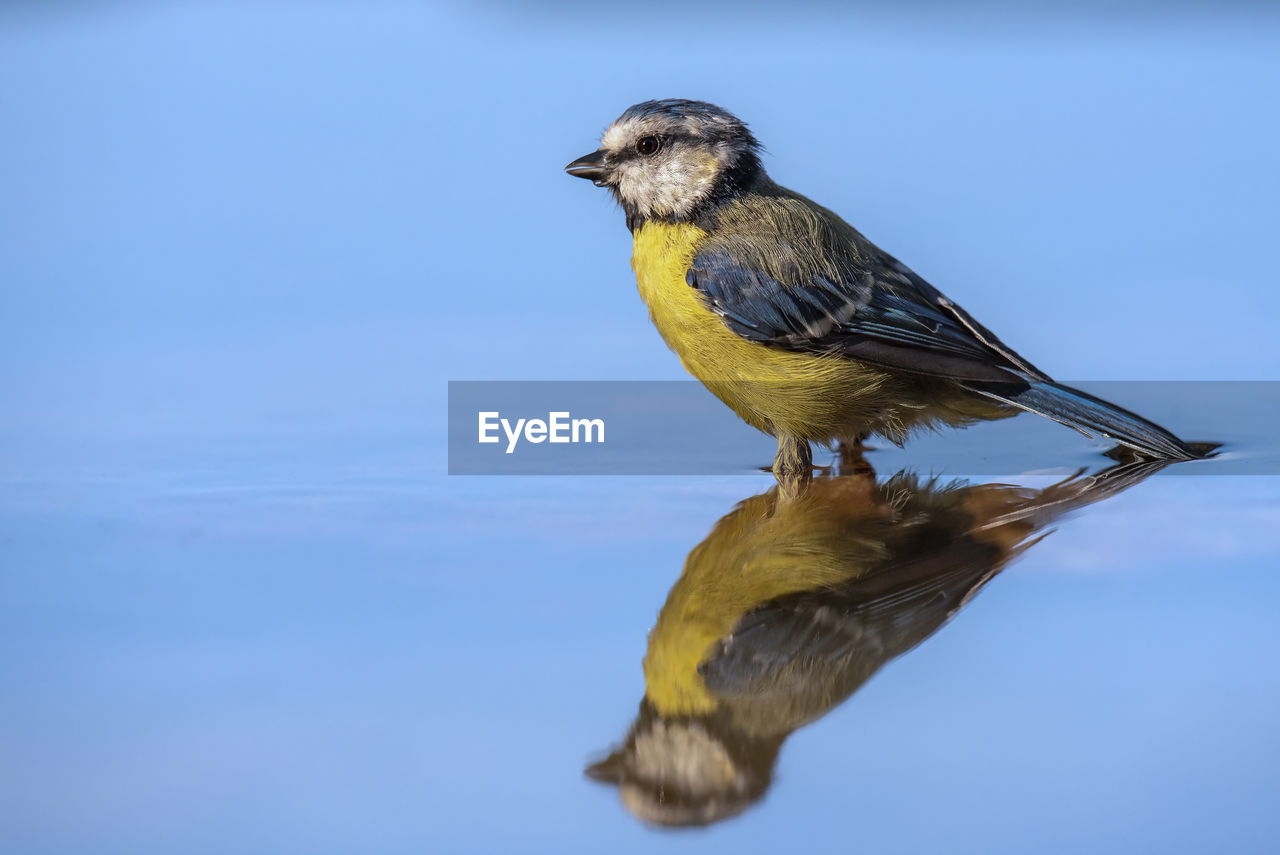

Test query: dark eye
[635,136,662,156]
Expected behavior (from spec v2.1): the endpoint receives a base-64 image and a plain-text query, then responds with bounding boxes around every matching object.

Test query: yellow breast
[631,221,899,440]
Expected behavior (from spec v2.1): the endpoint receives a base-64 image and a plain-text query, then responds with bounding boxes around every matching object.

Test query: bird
[585,454,1168,827]
[565,99,1214,480]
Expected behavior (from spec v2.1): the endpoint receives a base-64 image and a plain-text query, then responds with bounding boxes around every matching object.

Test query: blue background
[2,2,1278,853]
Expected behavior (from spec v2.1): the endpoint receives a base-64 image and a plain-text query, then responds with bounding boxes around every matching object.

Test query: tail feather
[964,379,1208,461]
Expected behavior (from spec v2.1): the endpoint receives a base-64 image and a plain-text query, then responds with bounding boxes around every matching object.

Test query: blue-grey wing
[689,193,1049,383]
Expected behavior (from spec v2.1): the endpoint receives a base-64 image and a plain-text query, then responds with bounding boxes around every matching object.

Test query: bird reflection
[586,454,1167,828]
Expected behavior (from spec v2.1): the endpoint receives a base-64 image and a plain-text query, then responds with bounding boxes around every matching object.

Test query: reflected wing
[699,543,1002,716]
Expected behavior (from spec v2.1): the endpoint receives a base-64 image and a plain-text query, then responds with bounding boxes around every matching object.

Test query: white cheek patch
[651,156,712,217]
[600,111,748,220]
[615,146,733,219]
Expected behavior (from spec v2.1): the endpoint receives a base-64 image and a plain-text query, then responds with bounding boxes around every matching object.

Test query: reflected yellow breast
[641,482,887,716]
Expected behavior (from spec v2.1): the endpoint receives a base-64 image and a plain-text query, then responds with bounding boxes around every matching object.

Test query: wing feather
[687,191,1047,383]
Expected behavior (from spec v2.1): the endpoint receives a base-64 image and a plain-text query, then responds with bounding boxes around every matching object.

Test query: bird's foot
[834,434,876,479]
[772,437,815,494]
[835,435,875,478]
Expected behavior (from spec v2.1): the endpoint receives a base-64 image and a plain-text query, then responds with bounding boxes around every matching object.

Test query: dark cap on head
[611,99,761,150]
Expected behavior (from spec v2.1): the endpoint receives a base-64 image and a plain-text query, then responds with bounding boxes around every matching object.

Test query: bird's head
[565,99,762,229]
[584,701,778,828]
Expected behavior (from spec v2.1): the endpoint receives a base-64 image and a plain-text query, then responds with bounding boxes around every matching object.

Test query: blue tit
[566,99,1215,479]
[585,456,1167,827]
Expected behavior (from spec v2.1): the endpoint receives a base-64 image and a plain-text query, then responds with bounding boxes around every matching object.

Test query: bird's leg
[836,432,874,479]
[773,434,814,488]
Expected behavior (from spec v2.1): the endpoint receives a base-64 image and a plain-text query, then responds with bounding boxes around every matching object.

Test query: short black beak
[565,150,609,185]
[584,751,626,784]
